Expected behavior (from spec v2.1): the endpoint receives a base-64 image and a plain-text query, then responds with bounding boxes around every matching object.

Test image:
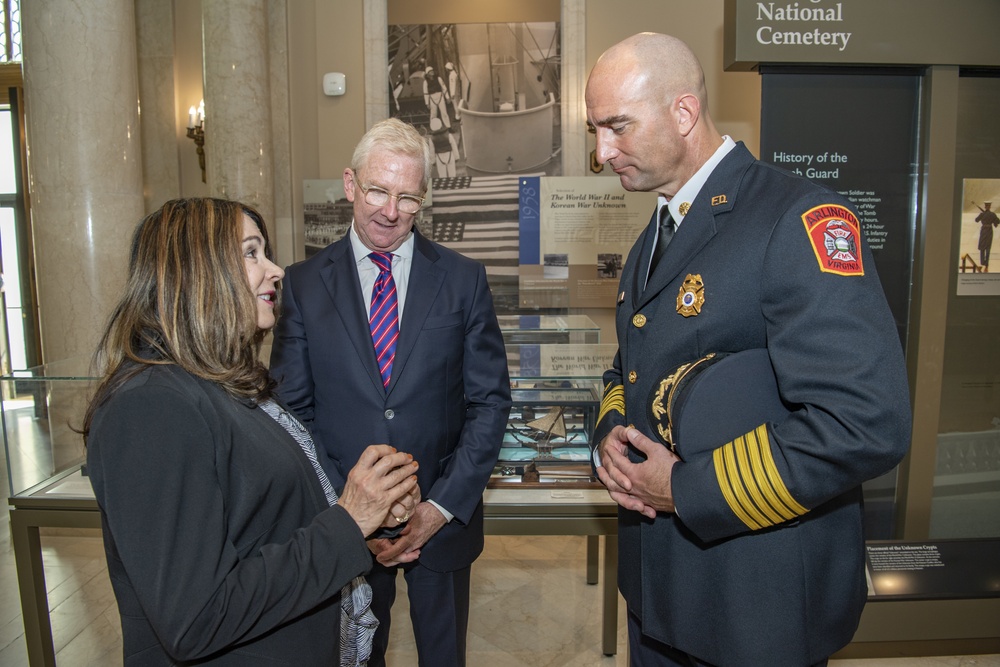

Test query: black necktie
[649,206,674,276]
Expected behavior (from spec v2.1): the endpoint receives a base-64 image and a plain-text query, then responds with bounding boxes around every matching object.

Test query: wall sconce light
[186,99,206,183]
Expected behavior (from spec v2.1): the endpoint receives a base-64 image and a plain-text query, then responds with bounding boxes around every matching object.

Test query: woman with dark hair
[84,198,419,666]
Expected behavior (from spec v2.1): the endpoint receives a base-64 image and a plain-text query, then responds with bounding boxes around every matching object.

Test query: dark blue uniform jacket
[594,143,912,666]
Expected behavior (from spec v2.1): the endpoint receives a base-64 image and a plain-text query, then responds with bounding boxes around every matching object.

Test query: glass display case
[490,384,599,489]
[494,340,614,489]
[3,360,102,667]
[0,344,614,496]
[3,358,95,498]
[506,341,615,385]
[497,314,600,345]
[501,386,596,462]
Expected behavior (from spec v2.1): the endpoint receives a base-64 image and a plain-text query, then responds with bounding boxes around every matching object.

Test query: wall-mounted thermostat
[323,72,346,96]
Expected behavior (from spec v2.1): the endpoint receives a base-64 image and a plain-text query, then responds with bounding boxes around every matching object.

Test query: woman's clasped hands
[338,445,420,537]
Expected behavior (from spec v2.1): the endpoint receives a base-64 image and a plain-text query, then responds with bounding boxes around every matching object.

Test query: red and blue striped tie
[368,252,399,389]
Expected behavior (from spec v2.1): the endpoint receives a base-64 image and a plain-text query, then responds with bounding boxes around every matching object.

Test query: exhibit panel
[759,68,921,539]
[931,74,1000,541]
[725,0,1000,653]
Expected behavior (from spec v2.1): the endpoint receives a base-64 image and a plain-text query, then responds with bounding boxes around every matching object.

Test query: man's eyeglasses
[357,181,425,215]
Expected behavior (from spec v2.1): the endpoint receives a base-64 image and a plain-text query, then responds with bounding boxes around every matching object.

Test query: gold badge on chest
[676,274,705,317]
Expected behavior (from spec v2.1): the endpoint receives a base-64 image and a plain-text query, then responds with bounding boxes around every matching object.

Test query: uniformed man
[586,32,912,667]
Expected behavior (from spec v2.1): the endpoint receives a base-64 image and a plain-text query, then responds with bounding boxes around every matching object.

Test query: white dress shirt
[349,225,414,320]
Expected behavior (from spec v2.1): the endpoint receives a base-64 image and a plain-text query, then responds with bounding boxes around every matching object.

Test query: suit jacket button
[628,370,637,384]
[632,314,646,328]
[384,409,395,419]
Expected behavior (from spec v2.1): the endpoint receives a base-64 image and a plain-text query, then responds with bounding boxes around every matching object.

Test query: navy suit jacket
[269,229,511,572]
[593,143,911,666]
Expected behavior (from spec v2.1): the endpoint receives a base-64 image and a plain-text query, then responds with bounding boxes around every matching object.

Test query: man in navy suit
[270,118,511,667]
[586,33,911,666]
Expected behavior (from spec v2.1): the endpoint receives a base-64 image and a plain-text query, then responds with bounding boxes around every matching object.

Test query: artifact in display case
[488,461,598,489]
[490,383,600,488]
[503,385,596,460]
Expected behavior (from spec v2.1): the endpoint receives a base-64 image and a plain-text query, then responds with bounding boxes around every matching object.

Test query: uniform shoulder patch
[801,204,864,276]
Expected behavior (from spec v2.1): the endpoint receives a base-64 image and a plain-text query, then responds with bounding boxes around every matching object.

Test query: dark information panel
[866,539,1000,599]
[760,69,919,345]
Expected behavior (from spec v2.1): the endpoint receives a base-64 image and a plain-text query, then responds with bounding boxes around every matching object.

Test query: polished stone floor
[1,516,999,666]
[2,400,998,666]
[3,523,630,666]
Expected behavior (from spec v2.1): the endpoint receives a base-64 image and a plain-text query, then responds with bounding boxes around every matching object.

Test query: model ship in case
[490,382,601,488]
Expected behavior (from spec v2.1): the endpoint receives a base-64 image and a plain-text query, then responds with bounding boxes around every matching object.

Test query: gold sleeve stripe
[734,430,787,525]
[721,434,773,528]
[746,426,802,519]
[751,424,808,517]
[714,424,808,531]
[715,446,764,530]
[598,383,625,424]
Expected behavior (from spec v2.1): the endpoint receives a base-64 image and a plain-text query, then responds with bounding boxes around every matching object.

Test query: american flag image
[426,173,543,312]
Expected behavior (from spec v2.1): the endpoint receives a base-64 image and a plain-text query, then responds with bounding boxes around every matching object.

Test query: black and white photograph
[302,178,434,259]
[597,253,622,279]
[384,21,562,311]
[388,21,561,179]
[302,179,351,257]
[543,252,569,280]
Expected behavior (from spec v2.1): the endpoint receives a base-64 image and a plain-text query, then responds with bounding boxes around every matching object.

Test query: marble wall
[135,0,180,214]
[19,0,294,364]
[21,0,146,365]
[202,0,275,226]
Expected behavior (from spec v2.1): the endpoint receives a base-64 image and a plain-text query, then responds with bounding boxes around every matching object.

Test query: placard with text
[760,69,919,345]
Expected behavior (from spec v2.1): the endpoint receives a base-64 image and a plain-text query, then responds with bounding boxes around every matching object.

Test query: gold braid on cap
[649,353,717,451]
